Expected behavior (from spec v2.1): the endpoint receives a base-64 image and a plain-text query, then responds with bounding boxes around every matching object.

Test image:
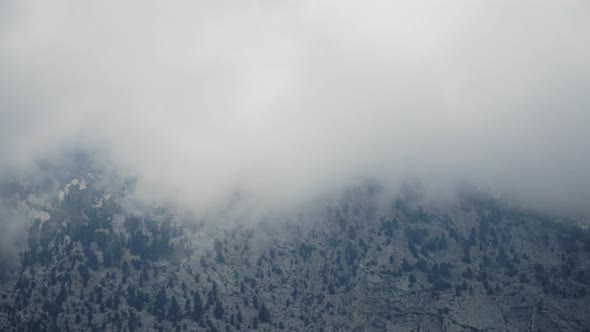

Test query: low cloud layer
[1,0,589,214]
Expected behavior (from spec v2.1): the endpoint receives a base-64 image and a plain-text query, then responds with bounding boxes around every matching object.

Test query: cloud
[1,0,589,214]
[0,201,27,276]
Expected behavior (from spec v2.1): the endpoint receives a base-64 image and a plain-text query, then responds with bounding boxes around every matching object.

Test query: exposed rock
[0,171,589,331]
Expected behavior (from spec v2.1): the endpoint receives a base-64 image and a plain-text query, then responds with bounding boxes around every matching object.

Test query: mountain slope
[1,171,589,332]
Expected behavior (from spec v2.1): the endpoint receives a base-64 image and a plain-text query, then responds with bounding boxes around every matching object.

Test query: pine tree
[184,299,191,318]
[168,295,180,322]
[214,301,224,320]
[192,292,203,321]
[258,303,270,323]
[154,287,168,321]
[237,309,243,324]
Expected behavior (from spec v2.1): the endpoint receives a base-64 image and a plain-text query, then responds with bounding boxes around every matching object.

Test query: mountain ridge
[1,168,589,331]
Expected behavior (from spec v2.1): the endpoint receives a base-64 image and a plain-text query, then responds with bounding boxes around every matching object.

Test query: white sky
[1,0,589,213]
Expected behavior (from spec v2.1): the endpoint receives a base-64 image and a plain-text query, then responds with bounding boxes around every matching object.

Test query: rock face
[1,168,589,332]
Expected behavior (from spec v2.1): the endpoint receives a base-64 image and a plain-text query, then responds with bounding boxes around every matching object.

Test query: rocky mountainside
[1,163,589,332]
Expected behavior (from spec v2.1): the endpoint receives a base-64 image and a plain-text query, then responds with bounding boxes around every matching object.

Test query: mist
[1,0,589,215]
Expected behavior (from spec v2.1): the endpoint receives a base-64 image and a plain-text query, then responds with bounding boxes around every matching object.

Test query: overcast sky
[1,0,589,214]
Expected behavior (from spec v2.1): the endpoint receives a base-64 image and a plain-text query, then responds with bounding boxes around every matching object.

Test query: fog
[1,0,589,214]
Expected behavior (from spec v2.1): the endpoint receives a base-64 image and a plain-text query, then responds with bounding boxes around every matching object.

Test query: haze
[1,0,589,214]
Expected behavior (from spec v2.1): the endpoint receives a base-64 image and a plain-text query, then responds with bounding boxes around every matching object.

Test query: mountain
[1,163,589,331]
